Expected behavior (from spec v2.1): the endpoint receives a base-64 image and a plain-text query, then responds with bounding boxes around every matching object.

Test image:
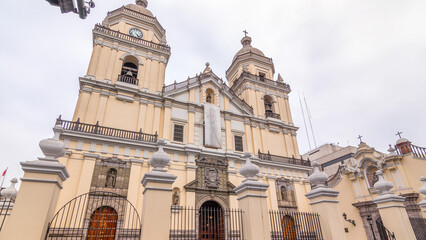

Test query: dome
[396,138,409,145]
[232,36,265,62]
[124,0,153,17]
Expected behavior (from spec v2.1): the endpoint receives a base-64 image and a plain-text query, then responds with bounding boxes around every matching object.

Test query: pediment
[164,72,253,115]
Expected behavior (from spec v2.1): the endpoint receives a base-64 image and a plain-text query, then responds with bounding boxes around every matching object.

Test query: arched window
[366,166,379,188]
[87,206,118,240]
[105,168,117,188]
[119,55,139,85]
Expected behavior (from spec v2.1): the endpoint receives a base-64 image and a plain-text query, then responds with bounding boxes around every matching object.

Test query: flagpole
[0,167,7,189]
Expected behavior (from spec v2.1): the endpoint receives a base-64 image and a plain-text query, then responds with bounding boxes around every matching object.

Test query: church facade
[1,1,425,240]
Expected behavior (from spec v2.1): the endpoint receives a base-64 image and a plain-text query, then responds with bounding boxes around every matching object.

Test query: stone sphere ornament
[39,124,65,160]
[373,170,394,195]
[307,161,329,188]
[149,140,171,171]
[239,152,259,180]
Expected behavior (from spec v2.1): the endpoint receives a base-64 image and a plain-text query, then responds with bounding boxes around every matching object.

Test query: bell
[125,70,133,77]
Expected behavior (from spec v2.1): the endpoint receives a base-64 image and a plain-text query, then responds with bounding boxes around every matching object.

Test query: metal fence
[409,217,426,240]
[169,206,244,240]
[45,191,141,240]
[0,198,14,232]
[376,220,396,240]
[269,210,323,240]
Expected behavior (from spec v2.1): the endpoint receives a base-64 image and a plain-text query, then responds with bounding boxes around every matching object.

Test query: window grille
[234,135,243,152]
[173,124,184,142]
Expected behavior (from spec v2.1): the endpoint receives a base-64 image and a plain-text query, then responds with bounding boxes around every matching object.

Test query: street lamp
[367,215,377,240]
[45,0,95,19]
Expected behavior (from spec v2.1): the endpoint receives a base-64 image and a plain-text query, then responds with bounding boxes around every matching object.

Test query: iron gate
[45,191,141,240]
[269,210,324,240]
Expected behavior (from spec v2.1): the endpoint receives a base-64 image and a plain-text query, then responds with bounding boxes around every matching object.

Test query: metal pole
[367,215,377,240]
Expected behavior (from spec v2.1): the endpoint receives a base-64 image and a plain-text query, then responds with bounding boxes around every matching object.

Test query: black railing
[94,24,170,52]
[169,206,244,240]
[376,220,396,240]
[269,210,323,240]
[56,116,157,143]
[395,143,426,158]
[325,165,345,188]
[118,75,139,85]
[0,198,14,232]
[409,217,426,240]
[258,150,311,167]
[266,111,281,119]
[46,191,141,240]
[232,71,291,91]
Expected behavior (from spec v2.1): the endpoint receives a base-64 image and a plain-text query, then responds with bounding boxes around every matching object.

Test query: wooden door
[281,215,296,240]
[87,206,117,240]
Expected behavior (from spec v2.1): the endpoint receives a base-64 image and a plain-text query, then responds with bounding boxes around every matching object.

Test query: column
[234,153,271,240]
[305,162,347,240]
[373,170,416,239]
[0,125,69,240]
[140,140,177,240]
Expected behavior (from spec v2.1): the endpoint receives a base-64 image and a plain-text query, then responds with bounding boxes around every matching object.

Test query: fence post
[234,153,271,240]
[140,140,177,240]
[305,161,347,240]
[418,176,426,218]
[0,124,69,240]
[372,170,416,239]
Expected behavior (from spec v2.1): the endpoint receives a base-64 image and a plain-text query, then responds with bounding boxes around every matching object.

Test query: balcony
[118,75,139,85]
[258,150,311,167]
[56,116,157,143]
[265,111,280,119]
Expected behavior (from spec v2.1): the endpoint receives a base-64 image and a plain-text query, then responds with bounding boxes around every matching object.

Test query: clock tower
[73,0,171,133]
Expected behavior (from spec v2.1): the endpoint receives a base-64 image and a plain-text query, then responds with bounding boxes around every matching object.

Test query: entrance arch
[199,201,225,240]
[87,206,118,240]
[281,215,296,239]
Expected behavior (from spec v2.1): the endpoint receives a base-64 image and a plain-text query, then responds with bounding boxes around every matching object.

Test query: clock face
[129,28,143,39]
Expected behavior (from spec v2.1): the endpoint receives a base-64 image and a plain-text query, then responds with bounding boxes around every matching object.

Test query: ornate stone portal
[184,155,235,208]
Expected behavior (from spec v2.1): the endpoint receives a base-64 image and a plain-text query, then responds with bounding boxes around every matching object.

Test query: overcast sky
[0,0,425,187]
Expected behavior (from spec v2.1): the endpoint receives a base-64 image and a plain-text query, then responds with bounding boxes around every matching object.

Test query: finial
[203,62,212,73]
[306,161,329,188]
[0,178,18,199]
[243,30,248,37]
[373,170,394,195]
[239,153,259,180]
[241,31,252,47]
[39,124,65,161]
[148,140,170,171]
[277,73,284,83]
[136,0,148,8]
[395,131,403,138]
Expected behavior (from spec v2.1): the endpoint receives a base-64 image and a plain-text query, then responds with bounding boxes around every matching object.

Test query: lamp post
[367,215,377,240]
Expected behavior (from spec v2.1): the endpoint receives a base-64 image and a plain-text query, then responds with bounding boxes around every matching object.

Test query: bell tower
[72,0,171,132]
[226,34,299,157]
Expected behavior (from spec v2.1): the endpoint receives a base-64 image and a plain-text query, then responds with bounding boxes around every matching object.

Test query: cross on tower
[396,131,403,138]
[357,135,363,144]
[243,30,248,37]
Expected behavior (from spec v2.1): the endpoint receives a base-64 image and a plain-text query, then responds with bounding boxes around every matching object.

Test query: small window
[173,124,184,142]
[234,135,243,152]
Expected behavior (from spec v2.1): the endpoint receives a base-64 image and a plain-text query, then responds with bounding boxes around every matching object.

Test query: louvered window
[173,124,184,142]
[234,135,243,152]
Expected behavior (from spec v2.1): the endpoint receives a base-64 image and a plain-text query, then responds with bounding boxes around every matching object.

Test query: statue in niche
[206,93,212,103]
[105,168,117,188]
[172,191,180,205]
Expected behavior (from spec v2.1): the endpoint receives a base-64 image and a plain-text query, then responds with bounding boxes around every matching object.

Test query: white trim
[20,177,63,189]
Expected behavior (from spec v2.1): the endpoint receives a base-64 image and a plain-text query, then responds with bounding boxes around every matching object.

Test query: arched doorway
[281,215,296,240]
[87,206,118,240]
[199,201,224,240]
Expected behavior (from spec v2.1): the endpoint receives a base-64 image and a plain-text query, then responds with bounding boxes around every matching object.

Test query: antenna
[299,92,311,150]
[303,93,317,148]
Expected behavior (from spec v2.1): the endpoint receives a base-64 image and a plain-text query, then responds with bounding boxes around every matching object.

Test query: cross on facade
[357,135,363,144]
[243,30,248,37]
[396,131,403,138]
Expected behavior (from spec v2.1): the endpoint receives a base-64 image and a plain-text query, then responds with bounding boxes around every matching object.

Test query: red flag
[1,168,7,176]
